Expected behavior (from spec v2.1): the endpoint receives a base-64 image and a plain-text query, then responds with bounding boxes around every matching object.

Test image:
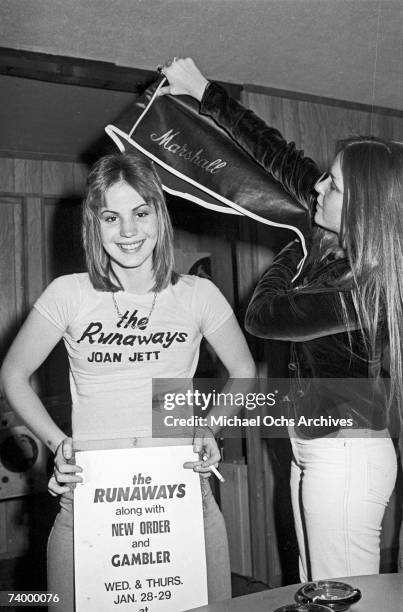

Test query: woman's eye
[103,215,118,223]
[136,210,149,218]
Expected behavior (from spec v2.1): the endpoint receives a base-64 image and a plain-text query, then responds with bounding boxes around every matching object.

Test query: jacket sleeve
[200,82,321,213]
[244,240,359,342]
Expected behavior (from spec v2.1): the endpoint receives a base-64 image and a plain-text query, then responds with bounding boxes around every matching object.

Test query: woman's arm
[200,313,256,433]
[203,313,256,380]
[0,309,82,492]
[160,58,321,211]
[245,240,359,341]
[184,313,256,475]
[1,309,67,451]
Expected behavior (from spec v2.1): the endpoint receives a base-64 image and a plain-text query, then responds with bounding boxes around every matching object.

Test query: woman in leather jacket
[161,58,401,581]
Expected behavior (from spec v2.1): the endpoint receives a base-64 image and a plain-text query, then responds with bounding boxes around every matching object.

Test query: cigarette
[202,454,225,482]
[209,464,225,483]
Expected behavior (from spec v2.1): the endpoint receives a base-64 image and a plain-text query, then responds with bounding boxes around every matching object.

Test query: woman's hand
[183,426,221,479]
[158,57,209,101]
[48,437,83,497]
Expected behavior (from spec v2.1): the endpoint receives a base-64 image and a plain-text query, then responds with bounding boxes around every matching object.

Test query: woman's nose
[314,171,330,194]
[120,217,138,237]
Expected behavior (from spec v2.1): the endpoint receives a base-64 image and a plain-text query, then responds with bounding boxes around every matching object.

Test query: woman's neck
[111,263,155,294]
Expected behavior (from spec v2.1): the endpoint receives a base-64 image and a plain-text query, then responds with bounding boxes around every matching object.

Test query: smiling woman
[82,153,177,295]
[0,151,256,611]
[100,182,158,268]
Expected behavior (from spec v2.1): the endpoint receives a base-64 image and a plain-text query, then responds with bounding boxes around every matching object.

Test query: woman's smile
[117,239,146,253]
[99,181,158,275]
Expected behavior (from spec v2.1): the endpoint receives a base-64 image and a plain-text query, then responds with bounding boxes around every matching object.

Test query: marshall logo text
[150,129,227,174]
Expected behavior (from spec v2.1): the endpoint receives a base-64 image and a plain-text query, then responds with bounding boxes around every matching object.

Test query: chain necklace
[111,291,158,327]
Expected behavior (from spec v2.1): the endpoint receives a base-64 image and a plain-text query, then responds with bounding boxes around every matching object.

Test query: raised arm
[160,58,321,211]
[245,240,358,341]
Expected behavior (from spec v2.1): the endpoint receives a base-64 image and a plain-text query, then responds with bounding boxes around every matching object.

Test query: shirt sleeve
[201,81,320,215]
[33,275,80,332]
[244,240,359,341]
[192,277,234,338]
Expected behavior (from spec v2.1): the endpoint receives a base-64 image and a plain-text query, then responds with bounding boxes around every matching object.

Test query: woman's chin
[314,209,323,227]
[314,213,334,234]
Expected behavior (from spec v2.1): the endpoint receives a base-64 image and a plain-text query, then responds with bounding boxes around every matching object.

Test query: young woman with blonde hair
[1,151,255,609]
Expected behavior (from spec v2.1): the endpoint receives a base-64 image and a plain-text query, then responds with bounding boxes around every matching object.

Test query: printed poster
[74,446,208,612]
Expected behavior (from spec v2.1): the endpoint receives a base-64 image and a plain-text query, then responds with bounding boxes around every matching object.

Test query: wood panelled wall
[238,90,403,586]
[0,158,88,403]
[0,158,88,564]
[243,92,403,170]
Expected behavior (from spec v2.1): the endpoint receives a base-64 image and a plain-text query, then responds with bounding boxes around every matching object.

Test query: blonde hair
[82,152,178,292]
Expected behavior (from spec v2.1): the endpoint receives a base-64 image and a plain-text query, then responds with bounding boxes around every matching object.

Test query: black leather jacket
[201,82,387,437]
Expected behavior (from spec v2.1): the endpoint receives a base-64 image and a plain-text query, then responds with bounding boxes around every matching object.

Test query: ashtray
[295,581,362,611]
[273,605,333,612]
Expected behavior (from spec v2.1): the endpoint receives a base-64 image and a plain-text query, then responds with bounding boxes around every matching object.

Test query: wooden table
[187,573,403,611]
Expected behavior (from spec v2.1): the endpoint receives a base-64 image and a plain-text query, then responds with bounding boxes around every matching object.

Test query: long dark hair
[82,152,178,292]
[315,137,403,413]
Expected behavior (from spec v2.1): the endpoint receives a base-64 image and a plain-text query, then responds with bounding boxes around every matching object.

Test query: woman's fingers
[53,460,82,474]
[48,474,70,497]
[54,460,83,483]
[158,56,180,73]
[58,437,73,461]
[54,459,83,483]
[193,434,221,465]
[54,469,82,484]
[54,437,72,463]
[158,56,178,71]
[184,459,219,472]
[157,57,208,101]
[183,459,213,479]
[52,436,83,491]
[157,85,172,96]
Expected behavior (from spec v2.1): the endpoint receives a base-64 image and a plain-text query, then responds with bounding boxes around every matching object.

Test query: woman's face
[314,155,344,234]
[99,181,158,275]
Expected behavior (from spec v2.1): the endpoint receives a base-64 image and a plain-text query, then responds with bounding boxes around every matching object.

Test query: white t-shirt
[34,273,233,441]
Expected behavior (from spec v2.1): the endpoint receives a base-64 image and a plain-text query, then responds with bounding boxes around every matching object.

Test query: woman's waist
[292,339,381,378]
[73,437,193,452]
[296,426,391,439]
[334,426,390,439]
[286,383,388,438]
[290,424,391,443]
[292,354,377,378]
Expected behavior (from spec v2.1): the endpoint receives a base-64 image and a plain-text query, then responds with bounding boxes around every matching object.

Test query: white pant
[290,434,397,581]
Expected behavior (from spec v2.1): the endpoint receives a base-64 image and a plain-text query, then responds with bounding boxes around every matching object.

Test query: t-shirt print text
[76,309,189,365]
